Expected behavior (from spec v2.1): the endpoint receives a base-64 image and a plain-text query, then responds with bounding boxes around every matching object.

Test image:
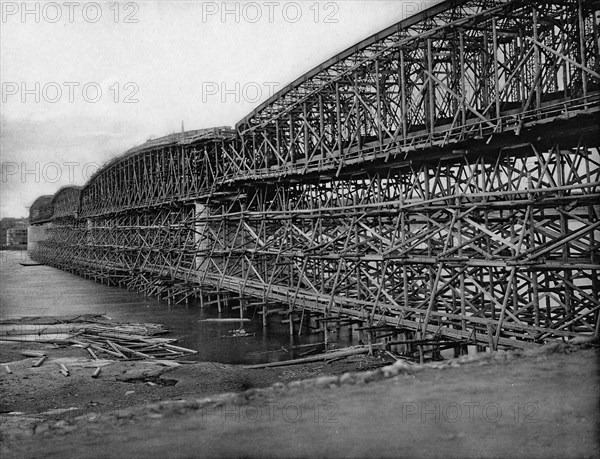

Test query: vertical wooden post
[335,82,343,160]
[399,50,408,143]
[577,1,588,106]
[492,17,502,130]
[532,7,542,112]
[426,39,435,136]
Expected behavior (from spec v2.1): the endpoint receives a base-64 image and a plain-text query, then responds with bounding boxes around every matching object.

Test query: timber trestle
[30,0,600,350]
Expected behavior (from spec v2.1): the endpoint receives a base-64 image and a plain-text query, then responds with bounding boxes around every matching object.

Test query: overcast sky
[1,0,438,219]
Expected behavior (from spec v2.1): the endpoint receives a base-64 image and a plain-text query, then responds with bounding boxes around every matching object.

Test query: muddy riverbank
[0,338,393,430]
[2,342,598,458]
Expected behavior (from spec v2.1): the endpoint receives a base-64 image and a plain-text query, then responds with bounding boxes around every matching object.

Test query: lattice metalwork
[236,0,600,181]
[80,128,236,217]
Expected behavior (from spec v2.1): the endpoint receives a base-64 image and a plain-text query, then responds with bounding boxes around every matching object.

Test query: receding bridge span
[31,0,600,351]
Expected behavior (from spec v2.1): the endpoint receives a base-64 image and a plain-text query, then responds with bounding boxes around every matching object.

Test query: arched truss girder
[235,0,600,183]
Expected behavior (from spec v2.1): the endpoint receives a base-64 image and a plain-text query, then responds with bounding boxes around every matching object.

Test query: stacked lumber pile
[72,334,196,361]
[0,314,197,361]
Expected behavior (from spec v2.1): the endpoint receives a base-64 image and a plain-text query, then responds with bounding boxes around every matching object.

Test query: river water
[0,251,353,364]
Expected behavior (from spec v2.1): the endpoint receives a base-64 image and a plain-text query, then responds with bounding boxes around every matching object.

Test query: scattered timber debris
[21,350,47,358]
[244,344,386,369]
[222,328,255,338]
[0,314,197,361]
[59,363,70,377]
[32,356,47,367]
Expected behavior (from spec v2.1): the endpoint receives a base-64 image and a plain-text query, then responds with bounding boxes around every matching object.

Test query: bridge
[30,0,600,353]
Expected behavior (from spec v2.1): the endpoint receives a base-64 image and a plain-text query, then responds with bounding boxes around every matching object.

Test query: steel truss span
[31,0,600,350]
[236,0,600,181]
